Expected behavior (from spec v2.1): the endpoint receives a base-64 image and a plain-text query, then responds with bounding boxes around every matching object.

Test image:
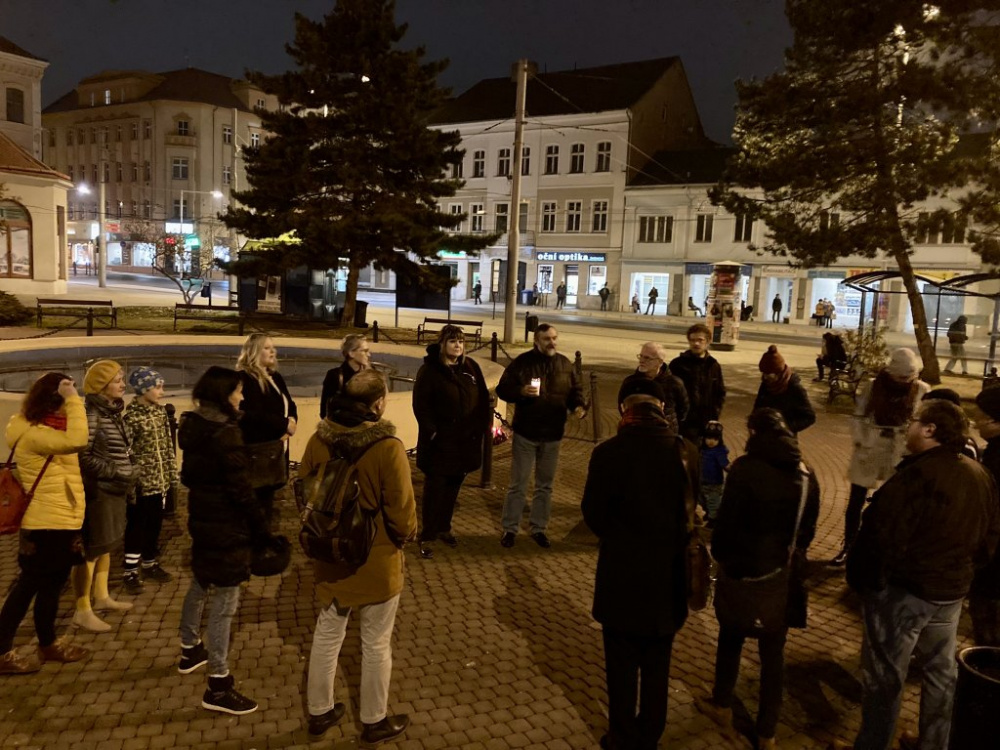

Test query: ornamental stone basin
[0,335,505,461]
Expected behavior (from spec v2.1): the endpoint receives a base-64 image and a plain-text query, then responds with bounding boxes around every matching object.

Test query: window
[518,202,528,232]
[131,163,138,181]
[116,125,122,142]
[104,200,110,217]
[222,125,232,145]
[544,145,559,175]
[0,200,32,278]
[130,200,137,217]
[177,120,190,136]
[48,130,56,148]
[116,201,123,219]
[104,89,111,105]
[66,129,74,146]
[495,203,509,234]
[592,201,608,232]
[5,89,25,124]
[256,98,266,110]
[143,200,151,219]
[497,148,511,178]
[99,128,108,145]
[596,142,612,172]
[79,165,85,183]
[115,162,122,182]
[130,122,138,140]
[820,211,840,231]
[570,144,585,173]
[68,166,74,182]
[173,198,188,219]
[144,161,151,181]
[521,147,530,176]
[566,201,582,232]
[734,214,754,242]
[143,120,151,139]
[223,165,232,185]
[541,202,557,232]
[172,158,189,180]
[470,203,484,232]
[89,128,97,144]
[589,266,607,295]
[91,165,98,184]
[942,215,966,244]
[451,159,463,179]
[472,150,485,178]
[449,204,464,232]
[695,213,714,242]
[102,163,110,183]
[250,132,260,148]
[78,128,85,143]
[918,211,967,244]
[639,216,673,243]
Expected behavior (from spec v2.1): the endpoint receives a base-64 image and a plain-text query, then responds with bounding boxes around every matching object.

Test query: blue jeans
[855,585,962,750]
[501,433,561,534]
[179,579,242,677]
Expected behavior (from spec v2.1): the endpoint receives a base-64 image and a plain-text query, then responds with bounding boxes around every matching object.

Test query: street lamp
[77,181,106,287]
[178,189,224,225]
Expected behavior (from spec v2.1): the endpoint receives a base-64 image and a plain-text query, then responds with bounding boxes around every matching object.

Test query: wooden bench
[37,299,116,336]
[828,357,867,404]
[416,317,484,346]
[173,303,241,331]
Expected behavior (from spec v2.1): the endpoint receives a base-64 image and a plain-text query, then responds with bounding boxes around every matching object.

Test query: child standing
[700,421,729,527]
[122,367,176,593]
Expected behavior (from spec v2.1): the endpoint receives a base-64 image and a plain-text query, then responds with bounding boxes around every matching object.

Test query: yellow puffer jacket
[5,395,89,530]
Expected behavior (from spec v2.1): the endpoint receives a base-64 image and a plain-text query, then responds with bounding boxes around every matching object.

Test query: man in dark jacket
[669,323,726,442]
[582,378,692,750]
[970,387,1000,645]
[771,294,783,323]
[617,342,689,435]
[496,324,585,548]
[845,399,1000,750]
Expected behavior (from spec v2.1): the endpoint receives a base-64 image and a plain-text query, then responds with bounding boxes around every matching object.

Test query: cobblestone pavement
[0,358,974,750]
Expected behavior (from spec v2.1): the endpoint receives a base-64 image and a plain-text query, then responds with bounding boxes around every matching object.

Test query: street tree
[221,0,493,324]
[711,1,1000,382]
[122,219,213,304]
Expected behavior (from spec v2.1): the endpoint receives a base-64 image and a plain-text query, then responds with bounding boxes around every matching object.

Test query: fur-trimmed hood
[314,417,397,454]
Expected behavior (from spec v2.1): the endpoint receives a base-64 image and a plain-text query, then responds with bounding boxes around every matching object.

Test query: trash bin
[949,647,1000,749]
[353,300,369,328]
[525,313,539,342]
[521,290,535,306]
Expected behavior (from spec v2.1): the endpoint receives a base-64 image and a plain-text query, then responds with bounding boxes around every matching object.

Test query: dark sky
[8,0,791,143]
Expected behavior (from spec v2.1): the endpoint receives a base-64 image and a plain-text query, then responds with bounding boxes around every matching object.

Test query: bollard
[590,371,602,443]
[480,395,496,489]
[574,351,584,383]
[372,320,380,343]
[86,309,94,337]
[490,331,499,363]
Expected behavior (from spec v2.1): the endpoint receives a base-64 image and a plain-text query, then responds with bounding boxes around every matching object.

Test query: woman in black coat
[412,325,490,558]
[178,366,266,715]
[235,333,298,528]
[753,345,816,434]
[319,333,371,419]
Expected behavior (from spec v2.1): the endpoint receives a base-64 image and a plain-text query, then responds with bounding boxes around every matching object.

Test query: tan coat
[300,417,416,609]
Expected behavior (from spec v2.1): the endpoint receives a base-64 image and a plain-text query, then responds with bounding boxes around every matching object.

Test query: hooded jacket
[300,398,417,610]
[495,347,585,442]
[712,431,820,580]
[123,398,176,497]
[179,404,266,587]
[5,394,89,530]
[412,343,491,475]
[752,371,816,434]
[669,350,726,438]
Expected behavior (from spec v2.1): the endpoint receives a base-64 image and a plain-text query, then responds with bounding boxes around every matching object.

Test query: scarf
[618,401,671,432]
[867,370,918,427]
[764,365,794,395]
[43,413,67,431]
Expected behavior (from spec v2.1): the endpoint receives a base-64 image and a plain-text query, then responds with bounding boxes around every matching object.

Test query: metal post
[933,287,942,353]
[988,298,1000,377]
[858,290,866,339]
[574,351,583,383]
[372,320,380,343]
[491,331,498,363]
[97,171,107,288]
[589,371,601,443]
[503,59,529,345]
[85,309,94,337]
[480,395,496,489]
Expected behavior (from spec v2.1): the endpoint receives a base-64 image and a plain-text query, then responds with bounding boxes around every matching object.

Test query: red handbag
[0,443,54,536]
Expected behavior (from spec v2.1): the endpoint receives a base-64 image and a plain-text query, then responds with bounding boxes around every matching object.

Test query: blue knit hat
[129,366,164,395]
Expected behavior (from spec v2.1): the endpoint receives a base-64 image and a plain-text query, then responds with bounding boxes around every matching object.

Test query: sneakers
[38,639,89,664]
[531,532,551,549]
[202,674,257,715]
[500,532,516,548]
[0,650,41,674]
[437,532,458,548]
[121,571,144,595]
[141,563,173,583]
[178,642,209,674]
[307,702,346,737]
[360,714,409,746]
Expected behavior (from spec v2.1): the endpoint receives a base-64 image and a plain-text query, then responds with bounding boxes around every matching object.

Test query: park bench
[36,299,117,336]
[416,317,484,347]
[828,356,867,405]
[173,303,241,331]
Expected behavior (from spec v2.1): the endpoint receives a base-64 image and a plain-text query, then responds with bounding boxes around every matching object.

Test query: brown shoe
[0,649,42,674]
[38,639,89,664]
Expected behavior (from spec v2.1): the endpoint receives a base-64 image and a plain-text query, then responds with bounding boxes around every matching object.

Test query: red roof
[0,131,69,181]
[0,36,46,62]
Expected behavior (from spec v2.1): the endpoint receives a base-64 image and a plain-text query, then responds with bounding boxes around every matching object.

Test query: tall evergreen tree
[221,0,492,323]
[712,1,1000,382]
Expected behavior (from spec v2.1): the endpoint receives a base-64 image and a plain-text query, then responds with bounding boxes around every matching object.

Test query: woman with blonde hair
[235,333,297,528]
[319,334,371,419]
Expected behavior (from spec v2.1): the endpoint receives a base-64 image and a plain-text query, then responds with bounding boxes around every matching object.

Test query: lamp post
[76,182,105,287]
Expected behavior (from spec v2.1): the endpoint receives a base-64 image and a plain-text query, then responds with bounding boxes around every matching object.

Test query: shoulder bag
[0,443,55,536]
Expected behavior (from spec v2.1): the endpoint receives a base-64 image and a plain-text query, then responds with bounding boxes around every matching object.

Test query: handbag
[0,443,54,536]
[677,440,711,611]
[245,439,288,489]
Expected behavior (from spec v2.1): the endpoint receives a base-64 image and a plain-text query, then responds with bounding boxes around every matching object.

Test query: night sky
[8,0,792,143]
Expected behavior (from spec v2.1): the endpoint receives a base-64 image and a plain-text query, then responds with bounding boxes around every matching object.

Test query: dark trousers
[772,310,781,323]
[124,492,165,570]
[645,301,656,315]
[420,472,466,541]
[602,627,674,750]
[713,625,788,739]
[255,485,278,531]
[844,483,869,549]
[0,529,81,653]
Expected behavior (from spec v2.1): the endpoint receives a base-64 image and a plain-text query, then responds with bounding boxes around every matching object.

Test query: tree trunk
[892,248,940,385]
[341,260,361,327]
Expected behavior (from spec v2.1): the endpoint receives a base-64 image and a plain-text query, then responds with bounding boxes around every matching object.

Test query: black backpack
[297,438,390,567]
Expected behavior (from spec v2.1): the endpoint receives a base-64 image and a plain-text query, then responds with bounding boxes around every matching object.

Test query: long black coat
[669,350,726,439]
[179,406,266,588]
[238,370,298,445]
[752,371,816,434]
[412,346,491,475]
[581,408,692,637]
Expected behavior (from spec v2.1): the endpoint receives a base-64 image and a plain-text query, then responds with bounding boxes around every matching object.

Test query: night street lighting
[76,180,106,287]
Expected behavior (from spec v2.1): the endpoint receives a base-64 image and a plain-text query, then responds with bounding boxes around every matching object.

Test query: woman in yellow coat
[0,373,90,674]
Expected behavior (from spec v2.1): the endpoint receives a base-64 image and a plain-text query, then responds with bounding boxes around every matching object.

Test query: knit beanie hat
[83,360,123,395]
[704,421,724,440]
[886,348,921,379]
[129,366,164,395]
[758,345,786,375]
[976,387,1000,421]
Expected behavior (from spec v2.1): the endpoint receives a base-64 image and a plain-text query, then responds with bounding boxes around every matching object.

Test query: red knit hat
[759,345,786,375]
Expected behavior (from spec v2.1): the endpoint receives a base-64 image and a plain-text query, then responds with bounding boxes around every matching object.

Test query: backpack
[296,437,390,567]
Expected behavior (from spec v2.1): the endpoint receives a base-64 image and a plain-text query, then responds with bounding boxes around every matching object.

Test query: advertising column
[706,261,743,351]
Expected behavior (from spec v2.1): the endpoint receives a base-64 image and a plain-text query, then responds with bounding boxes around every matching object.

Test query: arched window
[0,200,33,278]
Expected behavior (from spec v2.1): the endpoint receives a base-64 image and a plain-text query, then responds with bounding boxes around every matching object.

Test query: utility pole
[503,59,529,344]
[97,160,107,288]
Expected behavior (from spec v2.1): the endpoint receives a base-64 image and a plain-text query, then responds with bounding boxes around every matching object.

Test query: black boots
[360,714,409,746]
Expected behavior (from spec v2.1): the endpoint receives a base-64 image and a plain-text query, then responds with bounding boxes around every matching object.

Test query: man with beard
[669,324,726,443]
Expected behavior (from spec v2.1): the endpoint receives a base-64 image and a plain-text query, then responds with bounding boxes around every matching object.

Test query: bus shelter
[938,273,1000,377]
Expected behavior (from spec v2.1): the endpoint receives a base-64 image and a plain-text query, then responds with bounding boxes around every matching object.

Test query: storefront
[535,250,608,309]
[760,265,797,321]
[686,263,751,316]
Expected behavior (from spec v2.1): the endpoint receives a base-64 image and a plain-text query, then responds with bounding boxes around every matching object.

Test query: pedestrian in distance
[701,408,820,750]
[813,299,827,326]
[645,287,659,315]
[74,360,136,633]
[814,332,848,382]
[943,315,969,375]
[630,293,641,314]
[473,280,482,305]
[581,377,695,750]
[412,326,490,559]
[969,387,1000,646]
[121,367,176,595]
[687,296,703,316]
[496,324,586,549]
[555,282,567,310]
[669,323,726,443]
[302,370,417,745]
[320,334,371,420]
[599,283,611,311]
[772,294,783,323]
[176,366,265,715]
[0,374,90,674]
[824,299,836,328]
[617,341,689,436]
[753,345,816,434]
[700,420,729,527]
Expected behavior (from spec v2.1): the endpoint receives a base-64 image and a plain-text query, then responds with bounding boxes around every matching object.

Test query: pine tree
[221,0,492,323]
[711,1,1000,382]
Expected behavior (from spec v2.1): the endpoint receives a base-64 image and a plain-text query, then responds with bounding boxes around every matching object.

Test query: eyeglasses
[637,355,661,362]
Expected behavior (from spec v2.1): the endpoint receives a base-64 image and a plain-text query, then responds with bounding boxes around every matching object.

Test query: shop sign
[438,250,468,259]
[535,251,606,262]
[762,265,798,278]
[687,262,753,276]
[808,269,847,279]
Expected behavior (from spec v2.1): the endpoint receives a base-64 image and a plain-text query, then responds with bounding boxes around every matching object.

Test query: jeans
[307,594,400,724]
[701,484,724,521]
[854,585,963,750]
[501,433,561,534]
[713,625,787,738]
[602,627,674,750]
[645,301,656,315]
[420,472,466,541]
[944,344,968,374]
[179,579,241,676]
[123,492,165,570]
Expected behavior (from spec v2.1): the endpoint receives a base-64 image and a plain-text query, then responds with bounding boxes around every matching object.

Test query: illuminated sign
[535,251,607,262]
